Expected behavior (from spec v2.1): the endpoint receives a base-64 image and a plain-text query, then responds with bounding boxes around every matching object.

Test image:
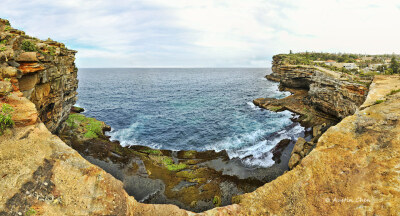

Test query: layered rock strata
[0,19,78,133]
[267,55,369,119]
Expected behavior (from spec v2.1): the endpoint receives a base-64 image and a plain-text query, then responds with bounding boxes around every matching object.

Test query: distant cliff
[267,55,369,119]
[0,19,78,133]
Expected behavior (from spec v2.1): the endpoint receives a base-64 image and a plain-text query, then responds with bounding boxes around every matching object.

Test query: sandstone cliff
[0,19,78,133]
[267,55,369,119]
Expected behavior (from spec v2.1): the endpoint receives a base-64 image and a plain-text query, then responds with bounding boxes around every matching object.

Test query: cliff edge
[0,19,78,134]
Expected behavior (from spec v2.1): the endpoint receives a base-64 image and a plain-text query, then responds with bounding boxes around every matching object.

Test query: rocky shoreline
[253,56,370,169]
[59,110,303,212]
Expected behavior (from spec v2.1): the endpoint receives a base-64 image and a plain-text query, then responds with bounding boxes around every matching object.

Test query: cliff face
[268,55,368,119]
[0,19,78,133]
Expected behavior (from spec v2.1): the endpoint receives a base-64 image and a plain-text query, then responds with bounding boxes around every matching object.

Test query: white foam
[246,101,260,110]
[108,122,161,149]
[205,121,305,168]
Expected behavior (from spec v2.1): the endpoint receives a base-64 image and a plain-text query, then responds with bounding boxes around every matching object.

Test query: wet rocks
[59,113,269,213]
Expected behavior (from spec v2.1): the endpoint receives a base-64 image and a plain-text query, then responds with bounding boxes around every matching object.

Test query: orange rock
[18,62,44,74]
[3,93,38,126]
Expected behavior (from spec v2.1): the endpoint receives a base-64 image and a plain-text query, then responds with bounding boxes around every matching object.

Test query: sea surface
[76,68,304,167]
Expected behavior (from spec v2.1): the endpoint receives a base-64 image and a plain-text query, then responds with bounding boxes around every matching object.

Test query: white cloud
[1,0,400,67]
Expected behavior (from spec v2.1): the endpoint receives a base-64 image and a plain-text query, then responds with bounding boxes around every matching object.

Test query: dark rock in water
[270,138,291,163]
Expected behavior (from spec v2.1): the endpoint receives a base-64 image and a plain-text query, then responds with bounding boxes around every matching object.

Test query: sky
[1,0,400,68]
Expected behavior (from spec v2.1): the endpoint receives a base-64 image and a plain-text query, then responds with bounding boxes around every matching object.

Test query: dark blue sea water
[76,68,304,167]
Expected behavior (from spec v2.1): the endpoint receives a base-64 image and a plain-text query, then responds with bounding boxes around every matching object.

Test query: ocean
[76,68,304,168]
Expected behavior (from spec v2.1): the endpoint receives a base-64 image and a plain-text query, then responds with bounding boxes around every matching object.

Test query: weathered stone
[0,81,12,98]
[18,73,38,91]
[0,66,18,78]
[312,124,322,137]
[15,52,38,62]
[288,153,301,169]
[291,137,306,154]
[7,61,20,68]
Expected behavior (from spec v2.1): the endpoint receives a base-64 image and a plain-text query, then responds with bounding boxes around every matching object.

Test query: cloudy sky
[1,0,399,68]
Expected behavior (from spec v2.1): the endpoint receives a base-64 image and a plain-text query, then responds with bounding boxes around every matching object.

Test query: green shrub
[21,40,37,52]
[162,157,187,171]
[47,46,56,56]
[0,46,5,51]
[26,208,37,216]
[374,100,385,104]
[0,104,14,135]
[213,196,221,207]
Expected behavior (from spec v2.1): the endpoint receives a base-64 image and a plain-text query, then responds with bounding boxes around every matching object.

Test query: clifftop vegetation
[276,52,400,75]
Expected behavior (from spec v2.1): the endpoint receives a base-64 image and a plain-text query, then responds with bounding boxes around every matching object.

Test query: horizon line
[78,67,270,69]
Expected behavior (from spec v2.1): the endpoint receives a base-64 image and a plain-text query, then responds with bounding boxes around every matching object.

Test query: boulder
[288,153,301,169]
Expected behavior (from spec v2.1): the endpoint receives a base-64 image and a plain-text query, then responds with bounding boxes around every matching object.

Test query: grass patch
[387,89,400,96]
[162,157,187,171]
[47,46,56,56]
[66,114,103,139]
[268,106,283,112]
[142,149,162,155]
[213,196,221,207]
[374,99,385,105]
[0,104,14,135]
[25,208,37,216]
